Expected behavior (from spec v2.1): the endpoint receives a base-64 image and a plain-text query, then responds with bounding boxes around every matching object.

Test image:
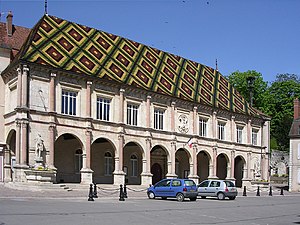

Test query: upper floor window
[61,90,77,115]
[199,118,207,137]
[127,104,138,126]
[252,129,258,145]
[104,151,113,176]
[97,97,110,121]
[154,109,164,130]
[236,126,243,143]
[130,154,138,177]
[218,122,225,140]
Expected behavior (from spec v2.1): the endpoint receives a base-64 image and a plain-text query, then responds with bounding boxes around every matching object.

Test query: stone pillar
[171,102,176,132]
[166,141,177,178]
[113,134,125,185]
[119,89,125,124]
[242,151,252,188]
[247,152,252,180]
[247,119,252,144]
[230,150,235,179]
[212,111,217,139]
[193,106,197,134]
[16,67,22,108]
[86,81,92,118]
[21,65,29,108]
[81,129,93,184]
[49,73,56,112]
[188,143,199,184]
[209,146,218,178]
[20,120,28,166]
[146,96,151,128]
[3,146,12,182]
[15,121,21,165]
[231,116,235,142]
[48,124,56,169]
[141,137,152,185]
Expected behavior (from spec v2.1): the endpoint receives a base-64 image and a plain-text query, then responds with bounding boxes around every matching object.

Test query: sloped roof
[16,15,262,116]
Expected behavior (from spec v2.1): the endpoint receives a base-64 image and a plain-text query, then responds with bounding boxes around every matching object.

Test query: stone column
[21,65,29,108]
[15,121,21,165]
[113,134,125,185]
[20,120,28,166]
[81,129,93,184]
[3,146,12,182]
[48,124,56,169]
[193,106,197,134]
[86,81,92,118]
[16,67,22,108]
[231,116,235,142]
[49,73,56,112]
[188,143,199,184]
[119,89,125,124]
[247,152,252,180]
[247,119,252,144]
[171,102,176,132]
[209,146,218,178]
[166,141,177,178]
[146,96,151,128]
[230,150,235,179]
[141,137,152,185]
[212,111,217,139]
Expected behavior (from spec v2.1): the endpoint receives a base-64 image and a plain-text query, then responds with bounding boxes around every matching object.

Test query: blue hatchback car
[147,178,198,202]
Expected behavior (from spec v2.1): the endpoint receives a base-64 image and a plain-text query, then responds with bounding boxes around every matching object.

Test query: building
[289,99,300,191]
[0,12,31,182]
[0,14,270,187]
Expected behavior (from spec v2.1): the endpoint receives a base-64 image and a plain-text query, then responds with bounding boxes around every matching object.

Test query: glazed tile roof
[17,15,262,116]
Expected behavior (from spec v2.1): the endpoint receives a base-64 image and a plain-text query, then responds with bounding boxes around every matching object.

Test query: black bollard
[123,184,128,198]
[269,186,272,196]
[93,183,98,198]
[256,186,260,196]
[243,186,247,196]
[88,184,94,201]
[119,184,125,201]
[280,187,284,196]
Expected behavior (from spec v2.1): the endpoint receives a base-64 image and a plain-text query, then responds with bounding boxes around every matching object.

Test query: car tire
[200,196,206,199]
[148,191,155,199]
[217,192,225,200]
[176,193,184,202]
[228,196,236,200]
[189,197,197,201]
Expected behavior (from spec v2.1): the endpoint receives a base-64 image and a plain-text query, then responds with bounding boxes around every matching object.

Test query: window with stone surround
[97,97,110,121]
[236,126,243,143]
[199,118,208,137]
[252,129,258,145]
[61,90,77,115]
[127,103,138,126]
[218,122,225,140]
[154,108,164,130]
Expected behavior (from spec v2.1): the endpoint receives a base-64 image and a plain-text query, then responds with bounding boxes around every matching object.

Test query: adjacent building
[0,14,270,187]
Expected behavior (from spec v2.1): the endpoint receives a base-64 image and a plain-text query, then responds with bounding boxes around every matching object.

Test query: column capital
[86,80,93,86]
[231,115,235,120]
[85,128,92,136]
[171,101,176,107]
[193,106,198,111]
[120,88,125,93]
[17,66,22,74]
[50,72,57,78]
[147,95,151,100]
[22,64,29,73]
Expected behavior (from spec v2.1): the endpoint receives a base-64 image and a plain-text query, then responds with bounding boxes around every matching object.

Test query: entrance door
[151,163,162,185]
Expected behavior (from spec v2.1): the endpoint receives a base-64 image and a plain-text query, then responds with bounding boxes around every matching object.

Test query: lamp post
[246,76,255,107]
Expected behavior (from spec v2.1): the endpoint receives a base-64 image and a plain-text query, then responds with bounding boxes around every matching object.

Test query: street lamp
[246,76,255,107]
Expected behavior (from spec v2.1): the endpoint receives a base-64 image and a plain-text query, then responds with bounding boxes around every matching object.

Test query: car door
[170,179,182,197]
[207,180,221,196]
[154,179,171,197]
[197,180,210,196]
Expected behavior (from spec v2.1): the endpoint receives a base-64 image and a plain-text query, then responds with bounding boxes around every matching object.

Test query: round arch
[234,155,246,187]
[150,145,168,184]
[197,150,211,182]
[217,153,230,180]
[175,148,190,179]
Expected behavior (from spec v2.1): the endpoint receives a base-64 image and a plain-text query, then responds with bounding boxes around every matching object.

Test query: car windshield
[224,181,235,187]
[184,180,196,186]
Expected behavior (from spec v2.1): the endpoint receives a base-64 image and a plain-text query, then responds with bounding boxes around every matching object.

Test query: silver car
[197,179,238,200]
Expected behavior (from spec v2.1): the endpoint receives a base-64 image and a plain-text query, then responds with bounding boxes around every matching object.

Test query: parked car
[147,178,198,202]
[197,179,238,200]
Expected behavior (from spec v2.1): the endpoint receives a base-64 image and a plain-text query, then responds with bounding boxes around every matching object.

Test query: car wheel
[176,193,184,202]
[189,197,197,201]
[148,191,155,199]
[200,196,206,199]
[228,196,236,200]
[217,192,225,200]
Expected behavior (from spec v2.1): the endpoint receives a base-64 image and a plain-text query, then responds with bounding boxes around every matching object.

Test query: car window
[199,180,210,187]
[184,180,196,186]
[224,181,235,187]
[156,180,170,187]
[209,181,220,187]
[172,180,181,187]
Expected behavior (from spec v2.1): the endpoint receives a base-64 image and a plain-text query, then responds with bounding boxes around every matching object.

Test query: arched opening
[6,130,16,170]
[91,137,115,184]
[197,151,210,182]
[217,153,228,180]
[175,148,190,178]
[234,156,245,187]
[123,142,143,185]
[54,133,83,183]
[150,145,168,184]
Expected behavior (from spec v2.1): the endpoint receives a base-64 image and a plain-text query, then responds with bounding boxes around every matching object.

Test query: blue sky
[1,0,299,84]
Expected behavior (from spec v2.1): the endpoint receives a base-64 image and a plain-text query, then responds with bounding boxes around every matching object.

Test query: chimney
[294,98,300,119]
[6,11,13,37]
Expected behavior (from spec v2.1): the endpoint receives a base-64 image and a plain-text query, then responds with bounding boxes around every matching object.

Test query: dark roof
[13,15,264,117]
[0,22,31,59]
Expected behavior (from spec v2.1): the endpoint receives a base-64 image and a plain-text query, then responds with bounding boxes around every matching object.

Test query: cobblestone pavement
[0,182,298,200]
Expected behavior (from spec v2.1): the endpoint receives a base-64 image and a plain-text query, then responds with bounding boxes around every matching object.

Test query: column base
[113,170,125,185]
[80,168,93,184]
[3,164,12,182]
[188,174,199,184]
[141,172,152,186]
[166,173,177,179]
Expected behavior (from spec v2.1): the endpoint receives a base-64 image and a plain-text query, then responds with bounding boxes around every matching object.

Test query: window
[75,149,83,173]
[104,152,113,176]
[171,180,181,187]
[130,154,138,177]
[154,109,164,130]
[218,122,225,140]
[61,90,77,115]
[199,118,207,137]
[252,129,258,145]
[97,97,110,121]
[199,180,210,187]
[156,179,170,187]
[127,104,138,126]
[236,126,243,143]
[210,181,221,187]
